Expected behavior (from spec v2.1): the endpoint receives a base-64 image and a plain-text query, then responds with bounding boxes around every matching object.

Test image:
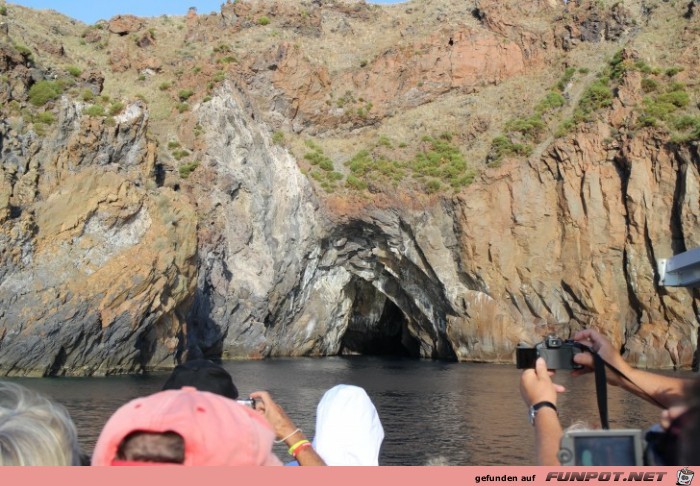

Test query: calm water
[8,357,691,465]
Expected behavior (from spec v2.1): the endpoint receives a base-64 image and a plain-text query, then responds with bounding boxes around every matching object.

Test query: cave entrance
[340,296,421,358]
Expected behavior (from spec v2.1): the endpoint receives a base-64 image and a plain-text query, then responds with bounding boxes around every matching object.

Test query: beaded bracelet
[275,428,301,444]
[288,439,310,456]
[291,441,313,458]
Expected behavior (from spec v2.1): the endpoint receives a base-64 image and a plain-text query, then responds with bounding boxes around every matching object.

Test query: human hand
[660,405,688,430]
[571,329,631,385]
[520,357,566,407]
[249,390,299,441]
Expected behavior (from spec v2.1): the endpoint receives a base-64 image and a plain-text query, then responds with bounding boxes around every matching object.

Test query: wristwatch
[528,401,558,425]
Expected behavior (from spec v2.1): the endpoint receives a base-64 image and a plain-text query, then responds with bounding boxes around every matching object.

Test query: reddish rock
[108,15,144,35]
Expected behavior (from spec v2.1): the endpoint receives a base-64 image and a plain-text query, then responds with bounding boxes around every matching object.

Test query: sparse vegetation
[272,131,285,145]
[28,80,62,106]
[13,44,32,62]
[257,16,271,26]
[109,102,125,116]
[84,104,105,117]
[159,82,172,91]
[179,161,199,178]
[178,89,194,101]
[35,111,56,125]
[177,102,189,113]
[0,6,7,15]
[66,65,82,77]
[172,149,190,161]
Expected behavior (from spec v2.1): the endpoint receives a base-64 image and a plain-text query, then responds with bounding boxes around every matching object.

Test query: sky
[7,0,407,24]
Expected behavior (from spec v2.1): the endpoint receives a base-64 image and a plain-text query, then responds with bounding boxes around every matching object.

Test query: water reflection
[6,357,691,465]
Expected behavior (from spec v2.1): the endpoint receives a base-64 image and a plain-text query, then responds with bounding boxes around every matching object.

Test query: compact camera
[516,335,585,370]
[558,429,644,466]
[236,398,258,409]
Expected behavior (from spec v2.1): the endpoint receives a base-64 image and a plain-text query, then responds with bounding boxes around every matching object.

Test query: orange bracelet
[288,439,310,456]
[291,441,313,458]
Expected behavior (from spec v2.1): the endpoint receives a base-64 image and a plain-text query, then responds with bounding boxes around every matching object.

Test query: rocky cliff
[0,0,698,375]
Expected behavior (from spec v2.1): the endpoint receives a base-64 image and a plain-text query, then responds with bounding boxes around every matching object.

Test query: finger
[553,384,566,393]
[534,357,550,378]
[573,352,594,366]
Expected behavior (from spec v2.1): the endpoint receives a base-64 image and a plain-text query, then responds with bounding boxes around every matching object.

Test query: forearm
[284,430,326,466]
[621,368,690,409]
[533,409,562,466]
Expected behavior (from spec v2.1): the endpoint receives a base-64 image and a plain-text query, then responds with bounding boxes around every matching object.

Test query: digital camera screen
[573,436,637,466]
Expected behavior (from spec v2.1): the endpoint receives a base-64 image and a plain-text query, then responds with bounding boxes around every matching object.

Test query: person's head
[312,384,384,466]
[162,359,238,399]
[91,387,281,466]
[0,381,81,466]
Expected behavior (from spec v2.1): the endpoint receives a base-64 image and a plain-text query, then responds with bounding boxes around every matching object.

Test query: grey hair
[0,381,81,466]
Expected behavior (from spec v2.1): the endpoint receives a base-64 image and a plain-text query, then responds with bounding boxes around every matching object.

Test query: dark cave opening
[340,298,421,358]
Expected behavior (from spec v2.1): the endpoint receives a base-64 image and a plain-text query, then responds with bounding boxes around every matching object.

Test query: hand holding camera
[516,334,586,370]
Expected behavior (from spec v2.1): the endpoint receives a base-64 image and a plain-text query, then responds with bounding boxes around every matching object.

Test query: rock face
[0,97,197,375]
[0,0,698,375]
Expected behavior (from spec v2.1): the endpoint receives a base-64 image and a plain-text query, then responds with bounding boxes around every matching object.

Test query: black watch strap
[529,401,558,425]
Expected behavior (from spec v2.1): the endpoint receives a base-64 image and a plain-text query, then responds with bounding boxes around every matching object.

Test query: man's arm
[520,357,565,466]
[572,329,690,409]
[250,390,326,466]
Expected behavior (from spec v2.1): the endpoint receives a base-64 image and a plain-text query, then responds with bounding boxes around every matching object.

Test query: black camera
[516,335,585,370]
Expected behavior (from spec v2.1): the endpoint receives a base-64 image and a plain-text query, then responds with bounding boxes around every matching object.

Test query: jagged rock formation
[0,44,197,375]
[0,0,698,375]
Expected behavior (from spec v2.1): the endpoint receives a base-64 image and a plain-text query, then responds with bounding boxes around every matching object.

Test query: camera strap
[583,343,666,429]
[593,352,609,429]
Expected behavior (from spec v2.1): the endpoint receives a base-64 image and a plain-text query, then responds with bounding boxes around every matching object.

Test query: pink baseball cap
[91,387,282,466]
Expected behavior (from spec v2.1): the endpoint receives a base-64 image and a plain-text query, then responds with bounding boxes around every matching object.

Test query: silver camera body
[558,429,644,466]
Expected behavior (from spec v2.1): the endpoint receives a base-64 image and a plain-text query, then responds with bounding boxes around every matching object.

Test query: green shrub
[556,67,577,91]
[377,135,392,147]
[673,115,700,131]
[634,60,653,74]
[665,67,684,77]
[109,102,125,116]
[257,16,271,25]
[178,89,194,101]
[555,118,575,138]
[14,44,32,61]
[658,90,689,108]
[179,161,199,178]
[28,80,62,106]
[0,6,7,15]
[167,141,181,149]
[640,77,659,93]
[177,102,189,113]
[608,50,627,80]
[84,104,105,117]
[346,175,368,190]
[159,82,172,91]
[66,65,82,77]
[504,115,545,141]
[489,135,532,163]
[272,131,285,145]
[173,149,190,161]
[36,111,55,124]
[426,179,441,193]
[578,80,614,114]
[536,91,566,113]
